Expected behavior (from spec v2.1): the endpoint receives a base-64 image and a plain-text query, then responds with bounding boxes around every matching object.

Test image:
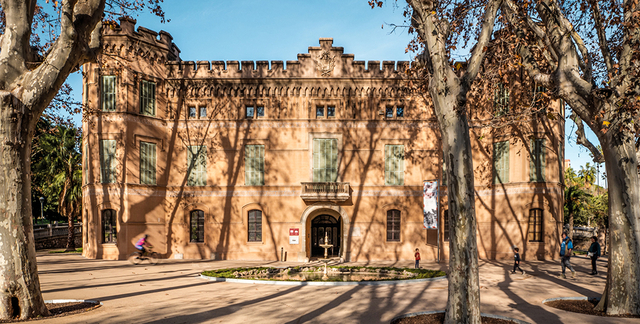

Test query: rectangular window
[494,83,509,116]
[312,139,338,182]
[101,76,116,112]
[528,209,543,242]
[386,105,405,118]
[100,140,117,184]
[102,209,117,243]
[246,106,254,118]
[387,210,401,242]
[190,210,205,242]
[327,106,335,117]
[187,145,207,186]
[316,106,325,118]
[140,80,156,116]
[386,106,394,118]
[245,145,265,186]
[248,210,262,242]
[493,141,509,184]
[530,138,546,182]
[256,106,264,117]
[385,145,405,186]
[188,106,197,118]
[199,106,207,119]
[140,142,157,185]
[443,210,450,241]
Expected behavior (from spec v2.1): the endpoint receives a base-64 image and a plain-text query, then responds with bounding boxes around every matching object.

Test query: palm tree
[33,125,83,251]
[564,185,591,240]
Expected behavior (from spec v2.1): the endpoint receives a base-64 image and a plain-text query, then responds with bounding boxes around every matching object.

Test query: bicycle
[128,248,160,265]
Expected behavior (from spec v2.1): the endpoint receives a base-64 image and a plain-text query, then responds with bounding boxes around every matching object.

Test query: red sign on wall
[289,228,299,236]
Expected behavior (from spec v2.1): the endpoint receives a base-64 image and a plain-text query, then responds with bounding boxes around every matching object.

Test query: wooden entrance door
[311,215,340,257]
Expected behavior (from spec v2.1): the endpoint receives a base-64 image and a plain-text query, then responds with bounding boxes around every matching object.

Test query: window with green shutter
[187,145,207,186]
[140,142,157,185]
[441,158,447,186]
[385,145,405,186]
[100,140,117,184]
[530,138,546,182]
[84,142,89,185]
[140,80,156,116]
[245,145,264,186]
[493,141,509,184]
[101,76,116,112]
[494,83,509,116]
[312,139,338,182]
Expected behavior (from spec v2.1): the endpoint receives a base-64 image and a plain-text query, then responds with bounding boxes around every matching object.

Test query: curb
[390,310,533,324]
[199,273,446,286]
[45,299,103,306]
[542,296,601,304]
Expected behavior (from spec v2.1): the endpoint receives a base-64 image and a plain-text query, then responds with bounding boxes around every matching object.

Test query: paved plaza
[36,252,631,324]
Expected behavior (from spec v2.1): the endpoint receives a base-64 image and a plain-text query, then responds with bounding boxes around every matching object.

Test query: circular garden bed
[543,297,640,318]
[0,300,101,323]
[390,310,531,324]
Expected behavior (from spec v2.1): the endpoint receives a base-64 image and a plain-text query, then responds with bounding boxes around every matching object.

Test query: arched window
[528,209,543,242]
[102,209,117,243]
[190,210,205,242]
[387,210,401,242]
[248,210,262,242]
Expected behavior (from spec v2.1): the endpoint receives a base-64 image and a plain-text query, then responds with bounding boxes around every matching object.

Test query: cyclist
[134,234,152,256]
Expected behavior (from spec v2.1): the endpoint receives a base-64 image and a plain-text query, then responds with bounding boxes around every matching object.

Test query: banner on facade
[423,181,439,229]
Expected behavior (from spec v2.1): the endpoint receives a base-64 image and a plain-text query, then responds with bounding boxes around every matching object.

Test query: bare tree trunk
[595,134,640,315]
[435,93,481,324]
[0,92,49,319]
[65,216,75,252]
[568,212,574,240]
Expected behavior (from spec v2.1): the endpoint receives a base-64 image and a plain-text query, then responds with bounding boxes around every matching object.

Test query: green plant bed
[202,266,445,282]
[49,248,83,254]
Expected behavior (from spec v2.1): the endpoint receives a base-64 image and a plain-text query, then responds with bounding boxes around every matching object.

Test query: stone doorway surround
[299,204,350,262]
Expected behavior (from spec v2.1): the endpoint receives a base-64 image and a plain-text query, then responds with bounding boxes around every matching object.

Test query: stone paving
[35,252,632,323]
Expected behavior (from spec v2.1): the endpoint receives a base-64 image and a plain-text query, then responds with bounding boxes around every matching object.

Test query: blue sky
[66,0,603,181]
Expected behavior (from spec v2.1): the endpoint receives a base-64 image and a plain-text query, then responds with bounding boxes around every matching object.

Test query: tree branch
[571,111,605,163]
[587,0,615,77]
[0,0,37,88]
[461,0,503,89]
[20,0,104,121]
[501,0,553,88]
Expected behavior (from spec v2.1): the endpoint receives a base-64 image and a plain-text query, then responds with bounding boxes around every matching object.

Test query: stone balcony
[300,182,350,202]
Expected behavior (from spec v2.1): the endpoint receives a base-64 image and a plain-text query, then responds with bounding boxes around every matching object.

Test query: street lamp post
[39,197,44,221]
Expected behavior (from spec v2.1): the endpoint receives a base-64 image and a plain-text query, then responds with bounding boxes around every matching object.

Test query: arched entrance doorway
[311,215,341,257]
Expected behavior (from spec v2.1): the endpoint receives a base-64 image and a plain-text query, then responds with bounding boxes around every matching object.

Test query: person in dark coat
[588,236,602,275]
[511,247,524,274]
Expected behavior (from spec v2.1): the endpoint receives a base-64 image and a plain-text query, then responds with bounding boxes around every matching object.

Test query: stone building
[81,18,564,262]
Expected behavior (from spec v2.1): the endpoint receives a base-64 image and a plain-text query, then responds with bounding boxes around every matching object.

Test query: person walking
[588,236,601,275]
[560,232,575,278]
[511,247,524,274]
[414,248,421,269]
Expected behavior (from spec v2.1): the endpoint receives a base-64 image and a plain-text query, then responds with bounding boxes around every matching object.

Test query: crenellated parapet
[101,17,181,66]
[166,38,411,80]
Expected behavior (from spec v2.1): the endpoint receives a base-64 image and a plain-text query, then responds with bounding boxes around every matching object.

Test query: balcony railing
[300,182,350,202]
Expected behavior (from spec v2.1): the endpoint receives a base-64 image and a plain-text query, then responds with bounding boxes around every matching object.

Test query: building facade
[81,18,564,262]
